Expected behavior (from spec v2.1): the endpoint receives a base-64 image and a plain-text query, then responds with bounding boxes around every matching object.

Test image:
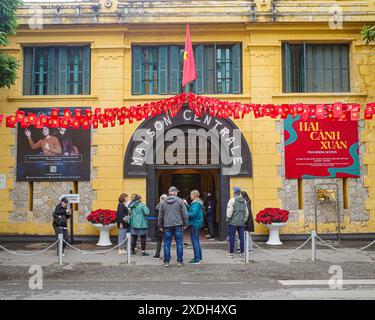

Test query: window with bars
[282,43,350,93]
[23,46,90,95]
[132,44,242,95]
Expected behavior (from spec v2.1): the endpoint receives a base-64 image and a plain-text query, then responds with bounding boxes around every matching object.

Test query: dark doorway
[154,168,222,239]
[171,174,200,201]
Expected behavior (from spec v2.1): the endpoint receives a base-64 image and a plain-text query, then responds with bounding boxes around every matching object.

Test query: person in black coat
[116,193,130,254]
[241,191,255,253]
[154,194,167,259]
[52,197,71,255]
[203,192,217,240]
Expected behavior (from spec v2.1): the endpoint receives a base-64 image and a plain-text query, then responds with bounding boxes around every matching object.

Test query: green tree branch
[361,25,375,44]
[0,0,23,89]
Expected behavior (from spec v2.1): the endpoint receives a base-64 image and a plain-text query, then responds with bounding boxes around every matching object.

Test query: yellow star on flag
[184,50,188,61]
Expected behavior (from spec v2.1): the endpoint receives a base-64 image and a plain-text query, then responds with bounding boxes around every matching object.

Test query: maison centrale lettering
[299,121,348,150]
[130,109,243,171]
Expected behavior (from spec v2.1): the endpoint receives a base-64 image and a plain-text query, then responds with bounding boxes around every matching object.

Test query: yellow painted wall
[0,18,374,236]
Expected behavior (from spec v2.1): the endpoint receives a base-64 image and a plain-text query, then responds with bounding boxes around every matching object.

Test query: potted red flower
[87,209,117,246]
[256,208,289,245]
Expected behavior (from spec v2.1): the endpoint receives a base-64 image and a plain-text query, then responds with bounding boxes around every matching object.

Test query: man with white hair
[158,186,188,267]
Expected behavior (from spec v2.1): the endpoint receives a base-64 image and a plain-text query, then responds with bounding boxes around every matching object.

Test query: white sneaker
[227,253,234,258]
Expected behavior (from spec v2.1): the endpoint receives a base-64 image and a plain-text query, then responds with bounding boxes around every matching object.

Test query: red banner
[284,116,360,179]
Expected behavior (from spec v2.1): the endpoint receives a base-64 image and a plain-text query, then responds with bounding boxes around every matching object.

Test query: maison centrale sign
[124,107,252,177]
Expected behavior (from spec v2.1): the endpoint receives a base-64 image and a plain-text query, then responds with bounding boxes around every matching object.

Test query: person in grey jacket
[158,186,188,267]
[226,186,249,258]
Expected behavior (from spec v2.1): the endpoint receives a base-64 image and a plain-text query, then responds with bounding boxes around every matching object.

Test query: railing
[1,231,374,266]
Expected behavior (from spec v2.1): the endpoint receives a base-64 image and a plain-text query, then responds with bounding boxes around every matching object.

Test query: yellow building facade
[0,0,375,239]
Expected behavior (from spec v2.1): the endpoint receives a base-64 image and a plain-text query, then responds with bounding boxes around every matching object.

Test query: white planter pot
[265,222,287,245]
[93,223,117,246]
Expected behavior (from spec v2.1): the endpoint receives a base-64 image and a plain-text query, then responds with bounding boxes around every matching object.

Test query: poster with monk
[284,115,360,179]
[16,107,91,181]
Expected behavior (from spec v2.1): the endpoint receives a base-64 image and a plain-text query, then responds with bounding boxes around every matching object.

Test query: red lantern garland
[365,102,375,120]
[1,93,374,130]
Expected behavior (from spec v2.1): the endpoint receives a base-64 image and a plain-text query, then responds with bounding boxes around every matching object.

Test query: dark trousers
[53,226,68,253]
[131,234,146,252]
[154,236,163,257]
[229,225,244,254]
[206,214,215,238]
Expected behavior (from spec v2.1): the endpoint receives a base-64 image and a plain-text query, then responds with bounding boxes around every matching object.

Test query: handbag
[123,214,130,224]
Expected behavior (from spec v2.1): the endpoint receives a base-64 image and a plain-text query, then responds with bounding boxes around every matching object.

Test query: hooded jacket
[226,195,249,227]
[186,198,204,229]
[129,200,149,229]
[158,195,188,228]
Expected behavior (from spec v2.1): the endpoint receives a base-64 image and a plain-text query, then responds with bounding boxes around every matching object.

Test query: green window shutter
[35,48,45,95]
[73,47,79,94]
[332,45,341,92]
[194,45,204,94]
[132,47,143,95]
[284,43,292,93]
[82,46,91,95]
[231,44,241,94]
[340,44,350,92]
[322,45,333,92]
[204,45,215,93]
[169,45,180,94]
[158,46,168,94]
[57,47,68,94]
[315,45,324,92]
[23,47,34,95]
[305,44,314,92]
[47,47,56,95]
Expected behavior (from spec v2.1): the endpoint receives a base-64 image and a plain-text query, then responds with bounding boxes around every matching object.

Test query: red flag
[182,24,197,87]
[6,116,16,128]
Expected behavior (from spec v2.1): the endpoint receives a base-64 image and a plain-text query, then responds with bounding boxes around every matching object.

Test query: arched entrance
[124,106,252,240]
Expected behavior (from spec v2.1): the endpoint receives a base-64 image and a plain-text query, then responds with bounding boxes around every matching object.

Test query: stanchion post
[311,230,317,262]
[58,231,63,266]
[127,232,131,264]
[244,231,249,263]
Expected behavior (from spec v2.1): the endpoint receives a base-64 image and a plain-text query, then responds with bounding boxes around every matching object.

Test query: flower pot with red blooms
[255,208,289,246]
[87,209,117,246]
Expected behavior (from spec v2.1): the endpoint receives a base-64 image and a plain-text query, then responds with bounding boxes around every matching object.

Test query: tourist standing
[158,186,188,267]
[226,187,249,257]
[154,194,167,259]
[203,192,216,240]
[129,195,150,256]
[52,197,71,256]
[116,193,130,255]
[184,190,204,264]
[241,191,255,254]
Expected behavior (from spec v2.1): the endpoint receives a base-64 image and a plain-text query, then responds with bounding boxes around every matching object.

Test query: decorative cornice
[16,0,375,26]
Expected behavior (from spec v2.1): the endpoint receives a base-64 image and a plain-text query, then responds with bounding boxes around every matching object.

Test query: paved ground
[0,240,374,300]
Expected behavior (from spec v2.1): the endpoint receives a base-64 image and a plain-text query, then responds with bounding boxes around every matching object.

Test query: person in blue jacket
[184,190,204,264]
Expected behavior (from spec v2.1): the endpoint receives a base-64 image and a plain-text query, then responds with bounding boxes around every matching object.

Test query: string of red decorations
[0,93,374,130]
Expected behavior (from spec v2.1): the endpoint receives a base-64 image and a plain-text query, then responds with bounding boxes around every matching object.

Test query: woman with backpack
[241,191,255,254]
[154,194,167,259]
[129,194,150,256]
